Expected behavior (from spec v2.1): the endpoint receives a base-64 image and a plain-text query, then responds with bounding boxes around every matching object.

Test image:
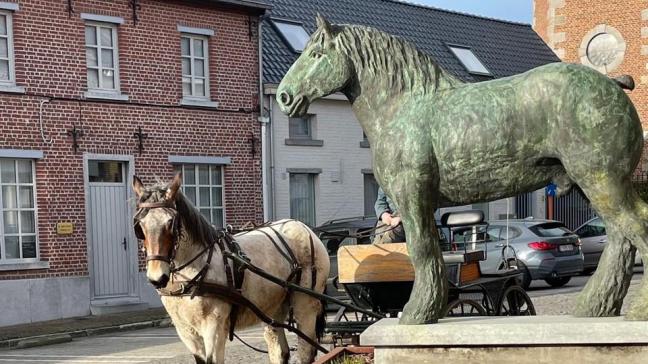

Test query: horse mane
[321,24,462,93]
[139,183,216,247]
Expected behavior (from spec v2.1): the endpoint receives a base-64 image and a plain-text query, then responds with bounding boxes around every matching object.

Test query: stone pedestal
[360,316,648,364]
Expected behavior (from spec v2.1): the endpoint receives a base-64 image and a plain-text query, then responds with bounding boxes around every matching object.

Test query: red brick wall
[0,0,263,279]
[533,0,648,170]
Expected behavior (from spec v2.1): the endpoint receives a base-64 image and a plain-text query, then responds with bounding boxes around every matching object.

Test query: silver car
[575,217,642,274]
[453,219,584,288]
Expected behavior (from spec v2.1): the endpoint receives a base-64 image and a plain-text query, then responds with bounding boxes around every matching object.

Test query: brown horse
[132,174,330,364]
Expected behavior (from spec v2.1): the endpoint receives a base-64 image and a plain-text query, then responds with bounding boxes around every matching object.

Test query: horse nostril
[149,275,169,289]
[279,91,293,106]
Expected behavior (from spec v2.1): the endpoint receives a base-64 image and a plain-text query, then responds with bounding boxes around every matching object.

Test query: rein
[134,200,329,354]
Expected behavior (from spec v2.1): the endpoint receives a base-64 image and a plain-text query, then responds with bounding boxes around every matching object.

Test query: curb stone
[0,317,171,350]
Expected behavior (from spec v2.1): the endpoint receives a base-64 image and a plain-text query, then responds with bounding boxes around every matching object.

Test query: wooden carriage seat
[337,243,484,285]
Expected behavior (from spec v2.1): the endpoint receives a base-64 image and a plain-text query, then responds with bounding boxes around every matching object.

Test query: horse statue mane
[315,23,462,94]
[136,182,216,247]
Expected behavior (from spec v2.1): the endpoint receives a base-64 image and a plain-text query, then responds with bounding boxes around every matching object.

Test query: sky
[415,0,533,24]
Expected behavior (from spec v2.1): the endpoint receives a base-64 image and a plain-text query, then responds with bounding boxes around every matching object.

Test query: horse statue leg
[572,174,647,318]
[389,170,447,325]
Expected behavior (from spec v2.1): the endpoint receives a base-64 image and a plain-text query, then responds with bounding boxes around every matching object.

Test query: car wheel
[516,261,532,290]
[544,276,571,287]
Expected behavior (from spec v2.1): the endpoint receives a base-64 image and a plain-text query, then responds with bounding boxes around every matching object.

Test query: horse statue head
[276,15,353,117]
[277,15,460,119]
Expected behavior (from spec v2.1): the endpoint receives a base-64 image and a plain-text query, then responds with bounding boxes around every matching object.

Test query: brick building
[533,0,648,169]
[0,0,268,326]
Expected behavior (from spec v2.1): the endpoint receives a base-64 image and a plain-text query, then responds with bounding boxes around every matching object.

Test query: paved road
[2,266,643,363]
[526,265,643,297]
[0,326,278,364]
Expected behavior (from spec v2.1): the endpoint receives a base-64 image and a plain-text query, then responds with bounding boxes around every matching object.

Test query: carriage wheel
[496,285,536,316]
[444,298,487,317]
[328,306,379,347]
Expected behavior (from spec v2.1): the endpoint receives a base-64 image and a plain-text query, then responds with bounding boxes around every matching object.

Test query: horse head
[277,15,353,117]
[132,173,182,288]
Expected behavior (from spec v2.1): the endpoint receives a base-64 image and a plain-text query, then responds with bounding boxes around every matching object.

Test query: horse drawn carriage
[320,210,536,347]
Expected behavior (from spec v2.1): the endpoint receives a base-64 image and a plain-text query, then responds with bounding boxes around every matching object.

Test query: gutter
[258,16,270,222]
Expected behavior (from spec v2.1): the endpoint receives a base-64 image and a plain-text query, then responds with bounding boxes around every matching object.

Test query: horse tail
[316,297,327,340]
[612,75,635,91]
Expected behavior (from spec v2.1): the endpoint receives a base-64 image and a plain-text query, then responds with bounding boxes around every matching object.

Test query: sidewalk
[0,308,170,350]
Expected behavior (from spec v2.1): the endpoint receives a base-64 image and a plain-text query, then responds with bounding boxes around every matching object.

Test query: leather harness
[134,199,324,353]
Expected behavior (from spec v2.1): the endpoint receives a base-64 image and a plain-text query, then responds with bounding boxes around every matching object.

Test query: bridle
[134,200,181,265]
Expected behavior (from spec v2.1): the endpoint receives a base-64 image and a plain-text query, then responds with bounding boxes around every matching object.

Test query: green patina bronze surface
[277,16,648,324]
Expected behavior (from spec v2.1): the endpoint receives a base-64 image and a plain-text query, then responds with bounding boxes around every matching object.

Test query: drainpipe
[257,15,271,222]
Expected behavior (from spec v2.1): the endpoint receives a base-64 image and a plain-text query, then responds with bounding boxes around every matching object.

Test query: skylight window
[448,46,491,76]
[272,20,310,53]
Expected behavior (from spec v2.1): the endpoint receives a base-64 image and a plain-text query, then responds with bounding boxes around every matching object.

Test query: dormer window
[271,19,310,53]
[448,45,491,76]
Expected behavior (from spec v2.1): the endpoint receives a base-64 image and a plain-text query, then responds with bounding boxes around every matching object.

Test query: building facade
[534,0,648,169]
[261,0,560,227]
[0,0,267,327]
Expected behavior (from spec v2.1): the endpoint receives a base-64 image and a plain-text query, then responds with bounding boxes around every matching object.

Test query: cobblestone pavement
[2,270,643,363]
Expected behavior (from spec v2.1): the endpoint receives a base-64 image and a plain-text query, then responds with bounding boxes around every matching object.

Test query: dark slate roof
[262,0,560,85]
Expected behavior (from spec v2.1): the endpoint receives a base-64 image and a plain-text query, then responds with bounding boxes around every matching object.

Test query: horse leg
[572,175,637,317]
[202,312,229,364]
[264,303,290,364]
[173,322,206,363]
[623,190,648,320]
[291,291,323,364]
[393,175,446,324]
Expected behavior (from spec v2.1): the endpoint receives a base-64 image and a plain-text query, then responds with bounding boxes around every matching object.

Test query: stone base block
[361,316,648,364]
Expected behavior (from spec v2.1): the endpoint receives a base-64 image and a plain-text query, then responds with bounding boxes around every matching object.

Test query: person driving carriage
[373,187,407,244]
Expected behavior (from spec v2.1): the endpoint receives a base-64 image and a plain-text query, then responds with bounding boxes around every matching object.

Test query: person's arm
[375,188,392,224]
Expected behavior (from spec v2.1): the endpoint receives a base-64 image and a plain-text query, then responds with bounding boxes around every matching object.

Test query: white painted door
[88,160,132,298]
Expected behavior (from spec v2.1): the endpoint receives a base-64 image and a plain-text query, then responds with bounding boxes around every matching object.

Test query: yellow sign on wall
[56,222,74,235]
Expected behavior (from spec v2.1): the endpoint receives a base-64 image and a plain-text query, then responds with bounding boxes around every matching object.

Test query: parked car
[454,219,584,289]
[575,217,642,274]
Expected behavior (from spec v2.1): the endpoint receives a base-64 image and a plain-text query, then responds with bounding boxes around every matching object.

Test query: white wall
[271,97,373,225]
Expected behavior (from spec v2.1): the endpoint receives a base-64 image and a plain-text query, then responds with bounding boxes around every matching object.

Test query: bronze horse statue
[277,15,648,324]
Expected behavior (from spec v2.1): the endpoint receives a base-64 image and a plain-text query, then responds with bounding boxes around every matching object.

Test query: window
[85,23,120,92]
[576,218,606,238]
[1,159,37,262]
[271,20,310,53]
[363,173,379,217]
[289,116,312,139]
[290,173,316,226]
[181,34,209,99]
[174,164,225,228]
[0,10,15,85]
[88,160,123,183]
[529,222,572,238]
[448,46,491,76]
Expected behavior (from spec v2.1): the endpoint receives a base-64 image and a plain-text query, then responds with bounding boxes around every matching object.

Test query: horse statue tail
[612,75,635,91]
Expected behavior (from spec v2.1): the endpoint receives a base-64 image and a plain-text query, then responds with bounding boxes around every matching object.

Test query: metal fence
[552,188,595,231]
[514,191,534,219]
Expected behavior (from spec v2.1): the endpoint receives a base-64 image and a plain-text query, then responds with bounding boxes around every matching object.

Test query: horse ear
[316,13,333,38]
[133,175,144,198]
[166,172,182,201]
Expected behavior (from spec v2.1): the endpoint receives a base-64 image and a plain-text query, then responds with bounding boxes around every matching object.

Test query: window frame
[288,115,312,140]
[447,44,492,76]
[84,21,121,94]
[0,10,16,86]
[181,33,211,101]
[289,172,317,227]
[174,164,226,228]
[0,158,39,264]
[270,18,310,53]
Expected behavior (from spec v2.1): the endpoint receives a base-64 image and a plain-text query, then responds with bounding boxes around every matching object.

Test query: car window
[576,218,606,238]
[488,225,521,240]
[530,222,573,237]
